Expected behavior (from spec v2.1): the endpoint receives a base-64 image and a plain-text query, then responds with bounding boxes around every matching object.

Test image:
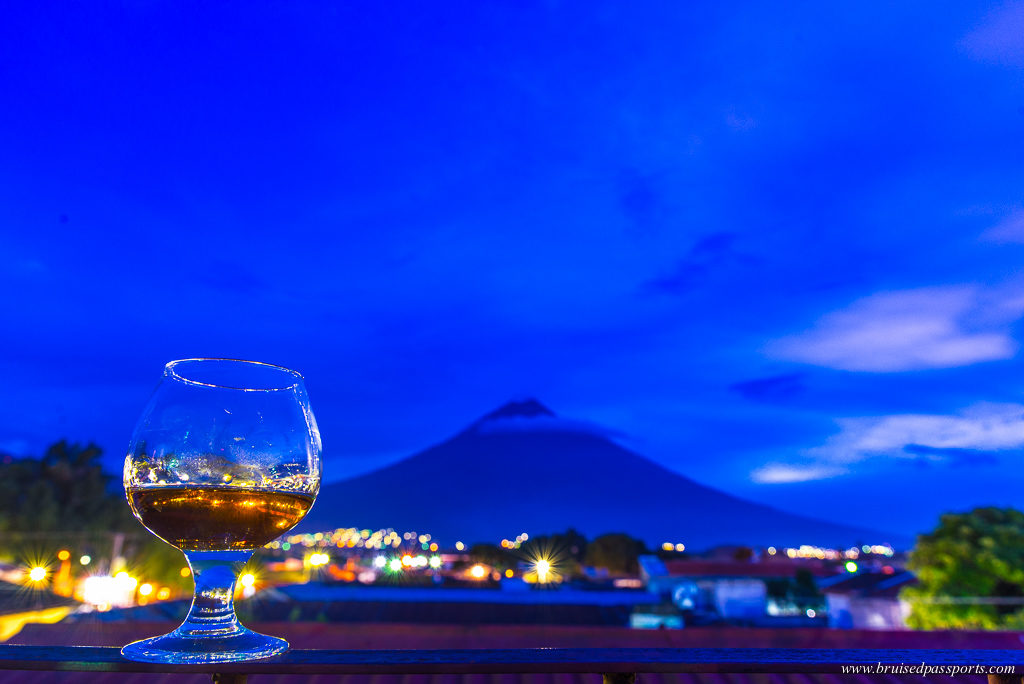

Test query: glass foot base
[121,626,288,664]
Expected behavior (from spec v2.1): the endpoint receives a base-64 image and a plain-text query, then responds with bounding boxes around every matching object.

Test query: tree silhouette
[0,441,134,533]
[903,507,1024,630]
[583,532,647,574]
[0,441,195,591]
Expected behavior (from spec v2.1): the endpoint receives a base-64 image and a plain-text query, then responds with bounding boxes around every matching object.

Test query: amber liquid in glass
[128,485,315,551]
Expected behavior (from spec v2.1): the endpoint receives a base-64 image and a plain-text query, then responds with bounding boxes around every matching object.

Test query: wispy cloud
[754,403,1023,484]
[725,111,757,132]
[751,463,846,484]
[981,209,1024,243]
[902,444,1001,468]
[961,2,1024,67]
[815,403,1024,462]
[765,286,1019,372]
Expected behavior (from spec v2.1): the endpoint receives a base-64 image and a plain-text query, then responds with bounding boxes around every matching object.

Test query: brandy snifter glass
[121,358,321,664]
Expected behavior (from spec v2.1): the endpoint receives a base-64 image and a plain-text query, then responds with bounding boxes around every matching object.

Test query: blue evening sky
[2,2,1024,535]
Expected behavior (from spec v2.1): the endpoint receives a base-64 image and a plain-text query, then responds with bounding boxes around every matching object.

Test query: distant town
[0,440,1017,641]
[0,519,908,640]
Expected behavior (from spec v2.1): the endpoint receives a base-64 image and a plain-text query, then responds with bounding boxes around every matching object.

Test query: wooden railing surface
[0,645,1022,683]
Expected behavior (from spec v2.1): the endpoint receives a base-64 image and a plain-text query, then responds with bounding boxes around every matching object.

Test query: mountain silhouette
[301,400,907,550]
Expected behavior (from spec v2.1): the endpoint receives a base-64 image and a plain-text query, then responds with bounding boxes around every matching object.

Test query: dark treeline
[0,441,188,589]
[469,528,651,577]
[0,441,134,533]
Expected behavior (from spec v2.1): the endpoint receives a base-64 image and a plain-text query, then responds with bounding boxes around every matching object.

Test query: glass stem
[176,550,251,638]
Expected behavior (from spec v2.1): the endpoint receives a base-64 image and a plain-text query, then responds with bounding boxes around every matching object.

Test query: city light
[308,553,330,567]
[255,524,864,594]
[773,543,895,560]
[114,571,138,590]
[240,573,256,588]
[82,574,140,609]
[82,576,117,607]
[519,537,566,585]
[28,567,46,582]
[180,567,191,577]
[156,587,171,600]
[57,550,70,561]
[780,544,891,561]
[79,555,91,565]
[139,583,153,596]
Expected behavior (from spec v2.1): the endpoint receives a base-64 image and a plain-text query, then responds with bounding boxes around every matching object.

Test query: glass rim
[164,358,304,392]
